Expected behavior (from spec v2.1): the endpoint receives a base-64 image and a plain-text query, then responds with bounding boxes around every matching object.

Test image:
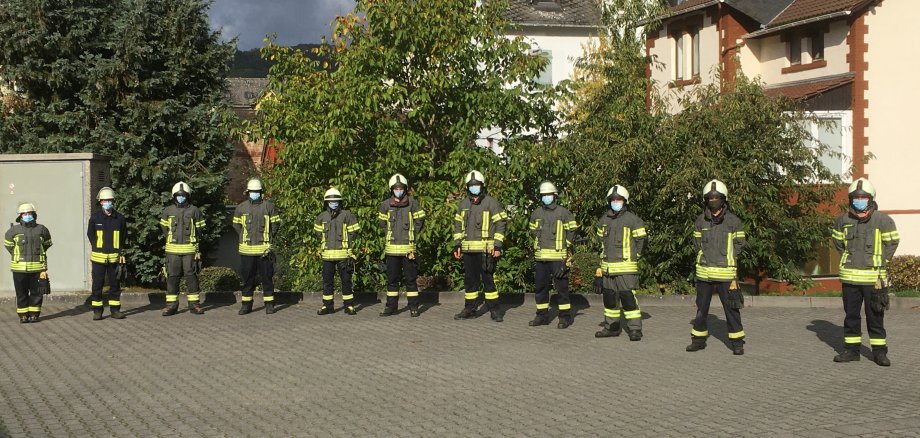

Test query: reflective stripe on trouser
[166,253,198,297]
[691,280,744,346]
[385,255,419,309]
[91,262,121,308]
[240,254,274,301]
[534,260,570,315]
[12,272,42,314]
[463,253,498,311]
[322,260,354,308]
[842,283,887,352]
[602,288,641,333]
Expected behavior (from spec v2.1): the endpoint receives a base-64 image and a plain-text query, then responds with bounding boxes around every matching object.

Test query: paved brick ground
[0,296,918,437]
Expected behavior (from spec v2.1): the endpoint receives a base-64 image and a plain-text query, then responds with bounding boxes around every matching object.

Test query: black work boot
[873,350,890,367]
[595,322,621,338]
[686,339,707,352]
[628,330,643,342]
[454,307,476,320]
[833,350,860,363]
[188,303,204,315]
[409,306,420,317]
[19,314,29,324]
[344,304,357,315]
[28,312,39,323]
[264,302,275,315]
[162,304,179,316]
[379,306,397,317]
[238,302,253,315]
[93,308,104,321]
[732,344,744,355]
[490,308,503,323]
[557,314,573,329]
[317,305,334,315]
[110,307,125,320]
[529,312,550,327]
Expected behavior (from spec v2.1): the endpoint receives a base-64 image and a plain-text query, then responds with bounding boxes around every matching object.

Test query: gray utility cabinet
[0,154,111,296]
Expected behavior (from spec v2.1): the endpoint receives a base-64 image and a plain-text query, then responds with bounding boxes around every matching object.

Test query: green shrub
[179,266,241,292]
[888,255,920,291]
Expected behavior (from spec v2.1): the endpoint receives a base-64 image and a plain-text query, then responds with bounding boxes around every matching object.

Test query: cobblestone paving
[0,297,918,437]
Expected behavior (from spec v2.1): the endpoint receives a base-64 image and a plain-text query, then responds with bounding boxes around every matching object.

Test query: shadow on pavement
[704,315,733,350]
[806,319,874,358]
[40,304,89,322]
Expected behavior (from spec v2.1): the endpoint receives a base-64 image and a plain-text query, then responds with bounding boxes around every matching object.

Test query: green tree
[0,0,235,284]
[253,0,556,292]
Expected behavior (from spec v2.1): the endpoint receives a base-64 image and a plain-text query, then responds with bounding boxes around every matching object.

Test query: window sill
[781,59,827,74]
[669,76,701,88]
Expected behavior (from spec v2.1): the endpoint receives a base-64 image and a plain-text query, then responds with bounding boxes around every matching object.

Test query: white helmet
[17,203,35,214]
[97,187,115,200]
[389,173,408,189]
[702,179,728,199]
[464,170,485,186]
[539,181,558,195]
[324,188,343,201]
[606,185,629,202]
[246,178,264,192]
[171,181,191,196]
[848,177,876,198]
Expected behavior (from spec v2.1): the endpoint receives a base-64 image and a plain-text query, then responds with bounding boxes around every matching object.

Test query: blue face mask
[541,195,554,206]
[249,192,262,201]
[852,199,869,212]
[328,201,340,210]
[468,185,482,196]
[175,196,187,204]
[21,214,34,223]
[610,201,624,212]
[101,201,113,211]
[393,189,405,199]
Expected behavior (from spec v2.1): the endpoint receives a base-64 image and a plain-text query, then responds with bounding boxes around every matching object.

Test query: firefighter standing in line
[4,203,52,323]
[594,185,647,341]
[452,170,508,323]
[831,178,899,367]
[528,182,578,329]
[377,173,426,317]
[233,178,281,315]
[87,187,128,320]
[314,187,361,315]
[160,181,205,316]
[686,179,747,355]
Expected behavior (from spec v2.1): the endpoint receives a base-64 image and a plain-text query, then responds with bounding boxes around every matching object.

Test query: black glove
[375,261,387,273]
[554,265,570,280]
[481,253,496,274]
[592,276,603,294]
[339,258,356,274]
[36,277,51,295]
[871,280,890,313]
[727,289,744,309]
[115,263,127,282]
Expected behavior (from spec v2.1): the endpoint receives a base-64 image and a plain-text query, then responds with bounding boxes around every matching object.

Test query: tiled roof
[764,73,854,100]
[504,0,601,27]
[669,0,717,14]
[769,0,871,27]
[225,78,268,109]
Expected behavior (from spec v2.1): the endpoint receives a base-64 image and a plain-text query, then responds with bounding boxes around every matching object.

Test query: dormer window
[782,26,828,74]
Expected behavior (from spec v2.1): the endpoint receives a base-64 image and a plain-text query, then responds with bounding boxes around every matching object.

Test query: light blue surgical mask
[21,214,34,223]
[102,201,113,211]
[175,196,187,204]
[393,189,405,199]
[328,201,340,210]
[852,199,869,211]
[249,192,262,201]
[610,201,624,212]
[541,195,554,206]
[468,185,482,196]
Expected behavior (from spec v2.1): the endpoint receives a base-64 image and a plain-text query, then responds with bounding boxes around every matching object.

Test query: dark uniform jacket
[453,194,508,252]
[693,209,746,281]
[87,210,127,264]
[314,209,361,261]
[529,204,577,261]
[4,222,52,273]
[377,196,425,256]
[233,199,281,256]
[832,207,899,285]
[596,210,646,275]
[160,203,205,255]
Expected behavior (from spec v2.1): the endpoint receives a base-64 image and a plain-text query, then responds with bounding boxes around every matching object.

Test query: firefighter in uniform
[452,171,508,322]
[233,178,281,315]
[687,179,747,355]
[87,187,128,320]
[831,178,899,366]
[160,181,206,316]
[314,187,361,315]
[528,182,578,329]
[4,203,52,323]
[594,185,647,341]
[377,173,425,317]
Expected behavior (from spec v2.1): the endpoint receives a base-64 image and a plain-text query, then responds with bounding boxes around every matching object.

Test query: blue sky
[208,0,356,50]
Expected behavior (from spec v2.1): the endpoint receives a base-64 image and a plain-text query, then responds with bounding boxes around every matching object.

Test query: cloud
[208,0,356,50]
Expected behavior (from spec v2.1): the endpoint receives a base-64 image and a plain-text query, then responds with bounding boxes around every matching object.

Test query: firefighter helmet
[539,181,558,195]
[702,179,728,199]
[464,170,485,186]
[171,182,191,196]
[848,178,876,198]
[606,185,630,202]
[389,173,408,189]
[17,203,35,214]
[97,187,116,200]
[324,188,343,201]
[246,178,264,192]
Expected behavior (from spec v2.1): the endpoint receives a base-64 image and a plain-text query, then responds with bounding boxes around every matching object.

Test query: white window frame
[804,110,853,181]
[675,33,685,80]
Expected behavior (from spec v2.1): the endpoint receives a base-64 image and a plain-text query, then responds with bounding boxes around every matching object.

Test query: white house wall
[648,12,719,113]
[743,20,850,85]
[508,27,595,85]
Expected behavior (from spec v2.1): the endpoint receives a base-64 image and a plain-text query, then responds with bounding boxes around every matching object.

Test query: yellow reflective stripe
[464,292,479,300]
[536,303,549,310]
[734,231,746,238]
[269,216,281,223]
[534,249,566,260]
[555,220,563,251]
[346,223,361,232]
[322,295,334,300]
[91,300,104,307]
[844,336,861,344]
[604,308,620,318]
[377,212,388,221]
[454,213,463,221]
[3,239,13,247]
[91,252,119,263]
[493,233,505,242]
[10,261,48,272]
[596,226,605,237]
[166,243,197,254]
[342,294,354,300]
[16,307,28,314]
[492,211,508,221]
[691,329,709,337]
[831,229,845,240]
[631,227,646,238]
[529,220,539,230]
[241,296,253,302]
[263,295,274,302]
[384,243,416,255]
[407,211,416,244]
[839,267,887,284]
[96,230,103,248]
[232,216,244,224]
[622,227,631,262]
[726,232,735,267]
[869,338,887,346]
[563,221,578,230]
[600,261,639,274]
[461,240,493,251]
[166,295,178,303]
[113,230,120,249]
[165,217,174,247]
[313,224,324,232]
[728,330,745,339]
[452,233,465,240]
[187,294,200,302]
[406,291,419,297]
[696,265,737,281]
[386,291,399,297]
[481,211,490,240]
[880,231,899,241]
[384,211,393,245]
[873,229,882,267]
[558,303,571,310]
[240,214,248,244]
[239,243,271,255]
[693,231,702,238]
[484,291,498,300]
[413,210,426,219]
[342,222,349,250]
[108,300,121,306]
[322,249,351,260]
[27,306,40,312]
[263,215,271,244]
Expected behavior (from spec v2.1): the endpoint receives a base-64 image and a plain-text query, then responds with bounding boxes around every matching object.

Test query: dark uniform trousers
[692,280,744,346]
[13,272,42,315]
[534,260,570,316]
[842,283,887,352]
[240,255,275,303]
[322,260,354,308]
[166,254,200,306]
[601,288,641,332]
[90,262,121,308]
[385,255,419,310]
[463,253,497,311]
